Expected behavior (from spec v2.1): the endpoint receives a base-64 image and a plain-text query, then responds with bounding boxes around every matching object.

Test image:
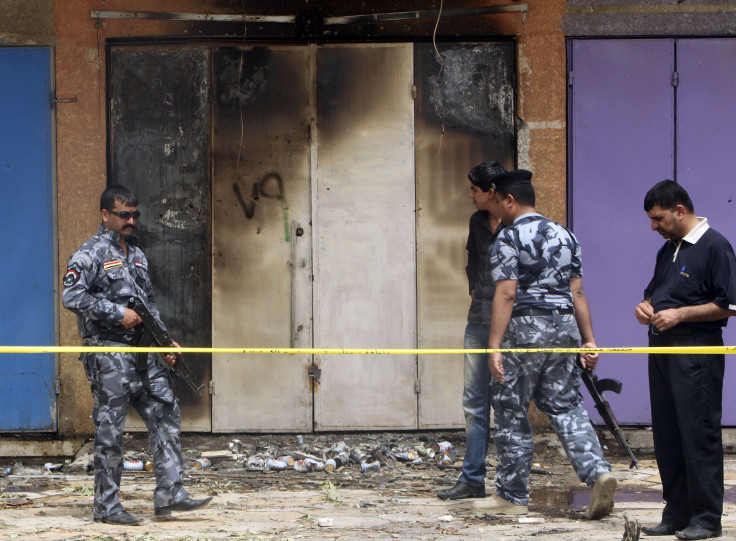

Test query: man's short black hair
[497,183,535,207]
[468,161,507,192]
[100,185,138,211]
[643,180,694,213]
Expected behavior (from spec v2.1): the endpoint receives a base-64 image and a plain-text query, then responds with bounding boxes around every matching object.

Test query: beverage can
[296,435,304,445]
[293,459,314,473]
[349,449,368,464]
[394,451,416,462]
[193,458,211,470]
[324,458,337,472]
[144,460,154,472]
[267,458,288,471]
[277,455,295,467]
[123,460,143,471]
[360,461,380,473]
[229,439,243,454]
[432,441,453,454]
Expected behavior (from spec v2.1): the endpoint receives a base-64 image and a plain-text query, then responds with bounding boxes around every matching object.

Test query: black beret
[490,169,533,191]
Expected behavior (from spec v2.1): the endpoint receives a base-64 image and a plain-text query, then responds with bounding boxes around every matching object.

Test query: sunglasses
[107,209,141,220]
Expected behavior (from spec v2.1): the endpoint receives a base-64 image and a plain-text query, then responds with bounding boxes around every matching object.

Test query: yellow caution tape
[1,346,736,354]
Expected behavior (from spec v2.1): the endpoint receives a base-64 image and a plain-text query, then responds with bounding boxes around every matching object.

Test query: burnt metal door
[0,47,56,431]
[211,46,312,432]
[414,42,516,428]
[109,47,212,430]
[108,41,516,432]
[313,44,417,430]
[569,38,736,425]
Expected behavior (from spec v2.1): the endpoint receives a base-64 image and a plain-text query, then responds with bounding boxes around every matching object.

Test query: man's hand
[650,308,682,332]
[489,351,504,383]
[121,307,142,329]
[579,341,599,370]
[162,340,181,367]
[635,301,654,325]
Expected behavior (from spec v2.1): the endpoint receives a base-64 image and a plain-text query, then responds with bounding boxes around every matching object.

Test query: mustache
[123,224,135,230]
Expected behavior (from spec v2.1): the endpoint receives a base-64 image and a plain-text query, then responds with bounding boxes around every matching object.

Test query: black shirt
[466,210,503,324]
[645,223,736,333]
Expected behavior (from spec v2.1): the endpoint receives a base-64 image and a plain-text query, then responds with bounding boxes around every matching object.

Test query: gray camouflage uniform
[490,213,611,506]
[62,224,189,519]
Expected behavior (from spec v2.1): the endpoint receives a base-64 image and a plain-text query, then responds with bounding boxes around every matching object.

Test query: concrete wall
[0,0,54,45]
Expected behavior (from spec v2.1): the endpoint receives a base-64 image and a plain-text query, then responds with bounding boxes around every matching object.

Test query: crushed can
[229,439,243,454]
[436,454,454,468]
[44,462,64,472]
[193,458,211,470]
[246,456,267,471]
[360,461,380,473]
[394,451,417,462]
[415,446,435,458]
[305,458,325,472]
[412,456,423,465]
[123,460,143,471]
[293,459,315,473]
[327,441,347,458]
[333,451,350,468]
[267,458,288,471]
[349,449,368,464]
[432,441,453,455]
[324,458,337,472]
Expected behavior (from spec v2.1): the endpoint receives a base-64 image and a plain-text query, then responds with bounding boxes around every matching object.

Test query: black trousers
[649,329,724,530]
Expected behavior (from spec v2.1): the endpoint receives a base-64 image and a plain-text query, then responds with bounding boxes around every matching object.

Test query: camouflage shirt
[62,224,165,339]
[490,213,581,310]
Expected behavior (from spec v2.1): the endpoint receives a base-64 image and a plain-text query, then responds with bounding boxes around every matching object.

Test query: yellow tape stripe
[1,346,736,354]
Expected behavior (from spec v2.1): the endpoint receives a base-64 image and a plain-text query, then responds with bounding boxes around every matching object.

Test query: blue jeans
[457,322,491,488]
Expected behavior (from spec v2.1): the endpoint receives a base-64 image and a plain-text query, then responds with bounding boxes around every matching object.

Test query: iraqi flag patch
[103,259,124,271]
[63,263,81,287]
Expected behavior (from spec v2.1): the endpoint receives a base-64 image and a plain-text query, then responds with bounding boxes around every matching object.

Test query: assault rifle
[577,360,639,469]
[128,296,205,397]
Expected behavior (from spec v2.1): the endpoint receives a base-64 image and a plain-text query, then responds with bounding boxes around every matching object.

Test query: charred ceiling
[92,2,527,42]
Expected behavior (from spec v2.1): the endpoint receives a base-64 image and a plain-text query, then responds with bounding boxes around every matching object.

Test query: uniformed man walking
[63,185,211,525]
[475,169,616,519]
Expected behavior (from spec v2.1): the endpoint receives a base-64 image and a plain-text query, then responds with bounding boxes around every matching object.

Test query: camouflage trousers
[82,339,189,518]
[491,313,611,505]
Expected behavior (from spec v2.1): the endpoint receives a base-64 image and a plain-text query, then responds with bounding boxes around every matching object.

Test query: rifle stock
[128,297,205,397]
[578,361,639,469]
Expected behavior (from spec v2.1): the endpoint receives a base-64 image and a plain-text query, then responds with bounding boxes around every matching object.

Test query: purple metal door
[569,39,675,424]
[676,39,736,424]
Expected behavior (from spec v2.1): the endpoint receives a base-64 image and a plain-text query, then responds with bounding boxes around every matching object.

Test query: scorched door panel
[313,44,417,430]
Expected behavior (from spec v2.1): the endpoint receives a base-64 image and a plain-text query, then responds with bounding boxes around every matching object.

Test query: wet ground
[2,431,736,540]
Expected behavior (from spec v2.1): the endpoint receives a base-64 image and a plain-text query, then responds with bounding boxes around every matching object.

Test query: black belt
[98,332,141,345]
[511,307,574,318]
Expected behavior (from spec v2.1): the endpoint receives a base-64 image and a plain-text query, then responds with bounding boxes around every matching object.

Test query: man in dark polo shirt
[635,180,736,540]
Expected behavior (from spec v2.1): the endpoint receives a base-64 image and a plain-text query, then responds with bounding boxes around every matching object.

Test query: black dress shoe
[675,525,722,540]
[155,496,213,517]
[642,523,683,536]
[437,481,485,500]
[94,510,142,525]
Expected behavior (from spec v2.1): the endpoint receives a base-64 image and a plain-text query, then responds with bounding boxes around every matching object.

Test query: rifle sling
[135,331,168,405]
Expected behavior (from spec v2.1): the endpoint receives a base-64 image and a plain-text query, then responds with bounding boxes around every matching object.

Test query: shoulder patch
[103,259,124,271]
[63,262,81,287]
